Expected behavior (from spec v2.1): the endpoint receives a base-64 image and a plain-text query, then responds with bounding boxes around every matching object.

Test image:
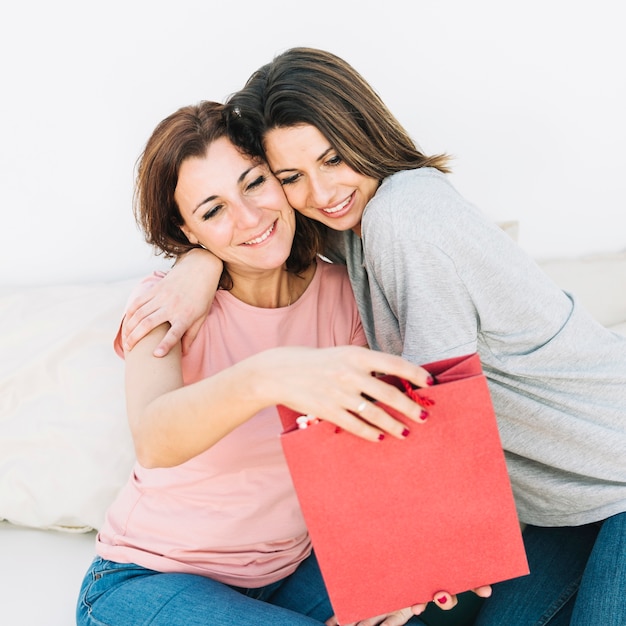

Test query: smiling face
[175,136,295,276]
[264,124,380,236]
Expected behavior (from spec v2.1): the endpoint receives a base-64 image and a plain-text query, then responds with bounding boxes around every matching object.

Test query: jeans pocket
[82,558,151,608]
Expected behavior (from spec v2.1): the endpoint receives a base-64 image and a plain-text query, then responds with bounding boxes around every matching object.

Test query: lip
[318,192,355,219]
[241,219,278,246]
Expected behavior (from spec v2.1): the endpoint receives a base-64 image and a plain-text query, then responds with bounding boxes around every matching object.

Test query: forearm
[129,352,276,468]
[127,338,437,468]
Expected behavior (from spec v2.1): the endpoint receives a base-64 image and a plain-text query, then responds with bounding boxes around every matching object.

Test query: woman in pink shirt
[75,100,435,626]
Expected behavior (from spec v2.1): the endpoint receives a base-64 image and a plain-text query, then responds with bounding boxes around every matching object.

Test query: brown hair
[134,100,325,288]
[226,47,451,179]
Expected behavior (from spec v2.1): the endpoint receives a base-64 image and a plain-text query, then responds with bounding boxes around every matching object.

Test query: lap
[474,514,626,626]
[76,554,332,626]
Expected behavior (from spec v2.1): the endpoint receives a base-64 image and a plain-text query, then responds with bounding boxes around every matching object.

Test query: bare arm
[125,334,435,468]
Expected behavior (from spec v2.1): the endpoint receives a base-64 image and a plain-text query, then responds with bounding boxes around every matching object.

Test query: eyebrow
[272,147,333,176]
[192,165,257,213]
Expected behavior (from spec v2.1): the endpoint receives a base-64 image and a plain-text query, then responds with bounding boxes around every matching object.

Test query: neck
[228,263,315,308]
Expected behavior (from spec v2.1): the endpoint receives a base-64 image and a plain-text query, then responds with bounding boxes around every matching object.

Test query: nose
[305,171,334,208]
[232,199,263,228]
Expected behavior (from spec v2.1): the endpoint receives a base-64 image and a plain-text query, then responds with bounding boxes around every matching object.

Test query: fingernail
[426,375,436,386]
[334,427,342,434]
[378,433,385,441]
[401,427,410,438]
[420,410,429,421]
[437,595,448,604]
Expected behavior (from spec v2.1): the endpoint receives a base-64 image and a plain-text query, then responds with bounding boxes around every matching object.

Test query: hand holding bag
[278,353,529,625]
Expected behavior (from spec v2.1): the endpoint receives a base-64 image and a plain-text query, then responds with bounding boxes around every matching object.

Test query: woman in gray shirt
[124,48,626,626]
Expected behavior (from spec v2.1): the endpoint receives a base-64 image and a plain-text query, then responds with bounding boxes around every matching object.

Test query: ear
[180,224,200,245]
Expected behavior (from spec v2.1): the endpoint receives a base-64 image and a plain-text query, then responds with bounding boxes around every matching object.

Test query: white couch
[2,249,626,626]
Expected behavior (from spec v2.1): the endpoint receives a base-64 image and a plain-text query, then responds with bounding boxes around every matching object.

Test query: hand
[122,248,222,356]
[326,605,425,626]
[325,587,492,626]
[256,345,436,442]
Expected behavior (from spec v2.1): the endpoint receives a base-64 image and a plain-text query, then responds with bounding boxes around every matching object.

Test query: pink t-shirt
[97,258,366,587]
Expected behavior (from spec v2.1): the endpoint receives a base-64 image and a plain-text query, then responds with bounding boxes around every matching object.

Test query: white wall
[2,0,624,286]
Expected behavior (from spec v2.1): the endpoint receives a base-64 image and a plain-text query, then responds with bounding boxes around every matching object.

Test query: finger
[432,591,458,610]
[366,352,435,389]
[379,608,415,625]
[153,322,188,357]
[122,281,165,332]
[347,399,413,440]
[352,613,386,626]
[358,378,431,432]
[123,314,168,351]
[332,408,389,442]
[180,317,206,356]
[410,603,428,616]
[324,615,339,626]
[124,288,158,321]
[472,585,492,598]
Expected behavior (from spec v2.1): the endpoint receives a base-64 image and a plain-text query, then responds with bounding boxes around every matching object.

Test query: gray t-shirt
[329,167,626,526]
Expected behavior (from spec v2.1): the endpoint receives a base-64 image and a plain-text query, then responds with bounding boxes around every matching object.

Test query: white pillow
[538,250,626,328]
[0,279,139,532]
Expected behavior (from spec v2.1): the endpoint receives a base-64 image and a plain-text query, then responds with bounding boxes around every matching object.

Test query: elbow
[131,423,180,469]
[134,450,161,470]
[134,445,181,469]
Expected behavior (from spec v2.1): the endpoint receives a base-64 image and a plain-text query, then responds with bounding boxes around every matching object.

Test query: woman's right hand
[123,248,223,357]
[254,345,435,442]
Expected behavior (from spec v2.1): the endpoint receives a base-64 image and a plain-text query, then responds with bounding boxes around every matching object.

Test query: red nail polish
[378,433,385,441]
[437,596,448,604]
[334,427,342,434]
[420,410,429,421]
[426,375,435,386]
[401,427,410,437]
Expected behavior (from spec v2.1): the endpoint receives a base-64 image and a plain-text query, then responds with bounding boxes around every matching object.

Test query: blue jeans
[474,512,626,626]
[76,552,332,625]
[76,551,430,626]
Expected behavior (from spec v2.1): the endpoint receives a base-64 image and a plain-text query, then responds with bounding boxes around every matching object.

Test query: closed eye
[279,172,301,186]
[246,175,266,191]
[201,204,223,221]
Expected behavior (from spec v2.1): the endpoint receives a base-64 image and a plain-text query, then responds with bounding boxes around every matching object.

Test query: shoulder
[315,255,350,281]
[311,257,357,303]
[362,168,485,246]
[376,167,455,198]
[364,168,476,239]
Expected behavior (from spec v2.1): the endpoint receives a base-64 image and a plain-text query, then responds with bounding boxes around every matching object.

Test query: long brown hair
[226,47,451,179]
[134,100,325,288]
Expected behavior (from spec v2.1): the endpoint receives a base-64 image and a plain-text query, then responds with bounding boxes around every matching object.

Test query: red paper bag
[278,353,528,625]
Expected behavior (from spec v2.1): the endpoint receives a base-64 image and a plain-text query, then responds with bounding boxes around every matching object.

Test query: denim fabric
[76,551,334,626]
[474,513,626,625]
[75,550,432,626]
[570,512,626,625]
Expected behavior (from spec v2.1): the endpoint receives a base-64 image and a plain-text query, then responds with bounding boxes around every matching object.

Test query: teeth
[323,196,350,214]
[243,222,275,245]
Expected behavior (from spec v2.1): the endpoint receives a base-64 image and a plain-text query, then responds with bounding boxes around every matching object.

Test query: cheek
[282,186,306,210]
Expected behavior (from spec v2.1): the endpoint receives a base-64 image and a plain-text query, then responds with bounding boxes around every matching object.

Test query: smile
[322,194,352,215]
[242,220,276,245]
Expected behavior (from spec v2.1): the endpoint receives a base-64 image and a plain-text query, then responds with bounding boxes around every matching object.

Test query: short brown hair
[134,100,326,287]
